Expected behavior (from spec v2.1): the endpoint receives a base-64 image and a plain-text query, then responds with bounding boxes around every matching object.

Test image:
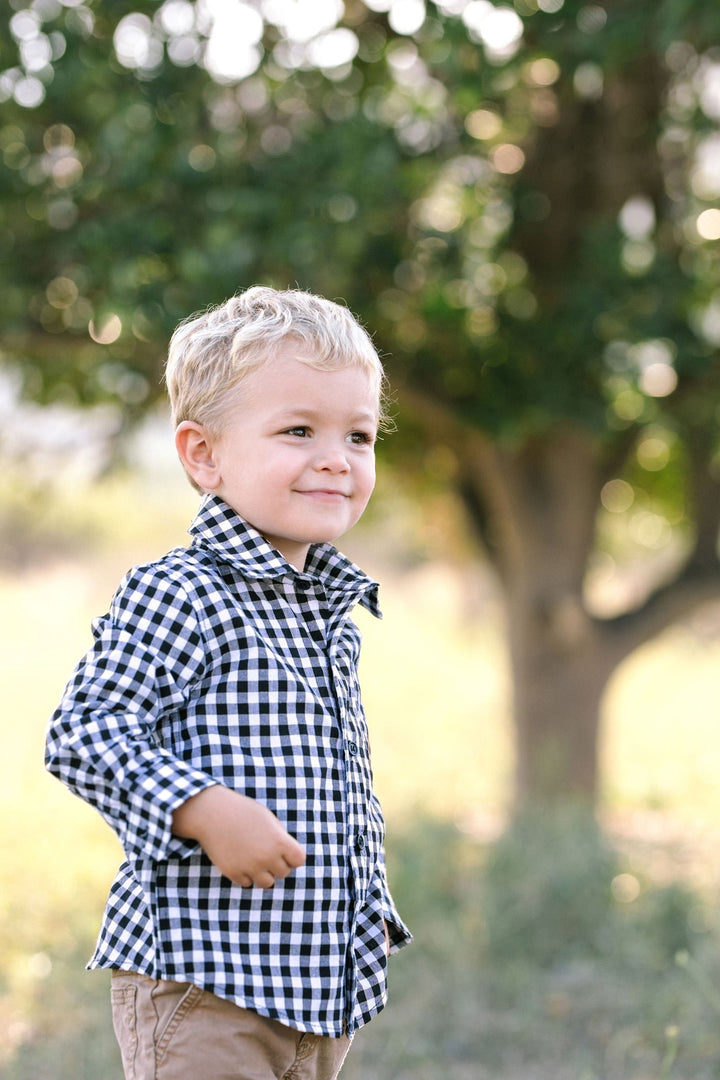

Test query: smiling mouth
[298,489,349,499]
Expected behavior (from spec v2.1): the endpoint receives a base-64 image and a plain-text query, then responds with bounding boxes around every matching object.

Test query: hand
[172,786,306,889]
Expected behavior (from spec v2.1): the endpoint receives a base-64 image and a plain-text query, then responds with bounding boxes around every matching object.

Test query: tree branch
[599,562,720,663]
[395,380,526,578]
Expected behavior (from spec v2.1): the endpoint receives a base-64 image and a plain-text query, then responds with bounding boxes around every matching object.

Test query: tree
[2,0,720,807]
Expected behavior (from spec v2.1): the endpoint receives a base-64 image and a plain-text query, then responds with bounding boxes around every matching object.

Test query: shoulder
[107,546,217,633]
[114,546,194,599]
[107,544,254,632]
[89,548,212,680]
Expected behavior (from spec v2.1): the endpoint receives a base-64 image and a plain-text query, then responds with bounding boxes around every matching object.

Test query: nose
[313,440,350,473]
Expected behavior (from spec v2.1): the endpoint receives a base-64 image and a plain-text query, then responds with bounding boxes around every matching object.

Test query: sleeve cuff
[121,764,218,863]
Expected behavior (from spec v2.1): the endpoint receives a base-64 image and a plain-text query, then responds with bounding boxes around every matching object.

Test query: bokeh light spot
[43,124,75,151]
[46,199,78,229]
[463,3,523,60]
[46,277,79,309]
[698,61,720,121]
[525,57,560,86]
[467,306,498,338]
[188,144,217,171]
[574,62,603,100]
[693,300,720,346]
[621,240,655,275]
[577,4,607,33]
[637,436,670,471]
[388,0,426,35]
[260,125,293,155]
[202,0,263,81]
[263,0,342,44]
[601,479,634,514]
[691,136,720,199]
[465,109,502,140]
[52,156,84,188]
[114,13,163,71]
[14,76,45,108]
[10,10,40,41]
[89,314,122,345]
[640,363,677,398]
[613,388,644,421]
[630,510,671,549]
[619,195,655,239]
[611,873,640,903]
[327,193,358,222]
[491,143,525,174]
[696,208,720,240]
[157,0,195,35]
[27,952,53,979]
[306,28,359,69]
[21,34,53,73]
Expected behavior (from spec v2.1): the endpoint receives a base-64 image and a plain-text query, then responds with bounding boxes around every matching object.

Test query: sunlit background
[3,1,720,1077]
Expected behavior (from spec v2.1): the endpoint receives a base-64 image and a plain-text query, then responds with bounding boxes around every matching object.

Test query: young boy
[45,286,411,1080]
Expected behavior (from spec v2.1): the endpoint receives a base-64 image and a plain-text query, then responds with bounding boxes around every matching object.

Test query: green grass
[3,474,720,1078]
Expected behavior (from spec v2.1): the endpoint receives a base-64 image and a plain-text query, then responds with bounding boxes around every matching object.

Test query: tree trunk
[458,419,720,809]
[458,425,616,805]
[507,588,613,806]
[399,386,720,812]
[449,43,699,807]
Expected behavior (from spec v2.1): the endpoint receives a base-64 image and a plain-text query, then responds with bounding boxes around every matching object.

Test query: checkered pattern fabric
[45,495,410,1036]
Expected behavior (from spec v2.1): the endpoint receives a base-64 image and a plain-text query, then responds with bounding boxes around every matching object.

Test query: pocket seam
[111,983,138,1080]
[154,983,205,1066]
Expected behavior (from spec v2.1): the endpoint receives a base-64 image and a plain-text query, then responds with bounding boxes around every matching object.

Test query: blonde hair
[165,286,388,435]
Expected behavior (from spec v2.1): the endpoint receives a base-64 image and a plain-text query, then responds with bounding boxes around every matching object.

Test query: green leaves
[0,0,718,458]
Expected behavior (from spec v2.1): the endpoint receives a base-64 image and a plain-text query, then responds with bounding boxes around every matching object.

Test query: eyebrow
[272,406,378,425]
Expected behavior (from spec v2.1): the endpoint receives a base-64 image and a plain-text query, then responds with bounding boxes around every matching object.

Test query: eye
[349,430,375,446]
[283,426,310,437]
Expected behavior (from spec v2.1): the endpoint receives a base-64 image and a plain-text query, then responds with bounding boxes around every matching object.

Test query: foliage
[4,0,720,803]
[2,0,720,437]
[479,806,621,966]
[5,817,720,1080]
[478,805,704,970]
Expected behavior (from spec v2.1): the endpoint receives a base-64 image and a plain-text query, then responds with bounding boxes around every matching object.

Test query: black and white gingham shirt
[45,495,410,1036]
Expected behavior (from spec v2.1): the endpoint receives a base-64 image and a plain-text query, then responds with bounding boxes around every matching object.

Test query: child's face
[206,347,378,570]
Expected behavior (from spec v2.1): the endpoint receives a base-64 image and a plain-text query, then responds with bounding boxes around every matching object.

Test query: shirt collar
[188,495,382,618]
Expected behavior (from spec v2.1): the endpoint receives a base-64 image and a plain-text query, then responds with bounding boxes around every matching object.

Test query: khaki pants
[111,971,352,1080]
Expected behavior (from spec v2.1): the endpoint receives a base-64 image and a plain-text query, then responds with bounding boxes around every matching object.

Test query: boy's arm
[46,629,216,865]
[172,786,305,888]
[45,567,219,865]
[46,566,306,884]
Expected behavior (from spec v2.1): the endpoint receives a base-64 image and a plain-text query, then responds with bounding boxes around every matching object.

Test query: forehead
[245,351,379,409]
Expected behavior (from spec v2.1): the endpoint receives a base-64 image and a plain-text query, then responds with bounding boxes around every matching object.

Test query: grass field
[2,474,720,1078]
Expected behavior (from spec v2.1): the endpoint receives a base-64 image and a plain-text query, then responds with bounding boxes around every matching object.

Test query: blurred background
[2,0,720,1076]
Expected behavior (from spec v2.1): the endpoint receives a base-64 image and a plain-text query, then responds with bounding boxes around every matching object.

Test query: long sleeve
[45,564,216,863]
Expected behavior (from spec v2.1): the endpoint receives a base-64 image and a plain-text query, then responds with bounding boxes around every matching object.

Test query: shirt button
[354,833,366,853]
[347,741,359,757]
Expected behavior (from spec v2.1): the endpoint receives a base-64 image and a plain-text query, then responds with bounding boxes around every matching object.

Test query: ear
[175,421,222,491]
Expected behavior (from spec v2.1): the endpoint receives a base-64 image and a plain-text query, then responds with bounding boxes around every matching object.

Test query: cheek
[360,459,376,499]
[259,448,297,481]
